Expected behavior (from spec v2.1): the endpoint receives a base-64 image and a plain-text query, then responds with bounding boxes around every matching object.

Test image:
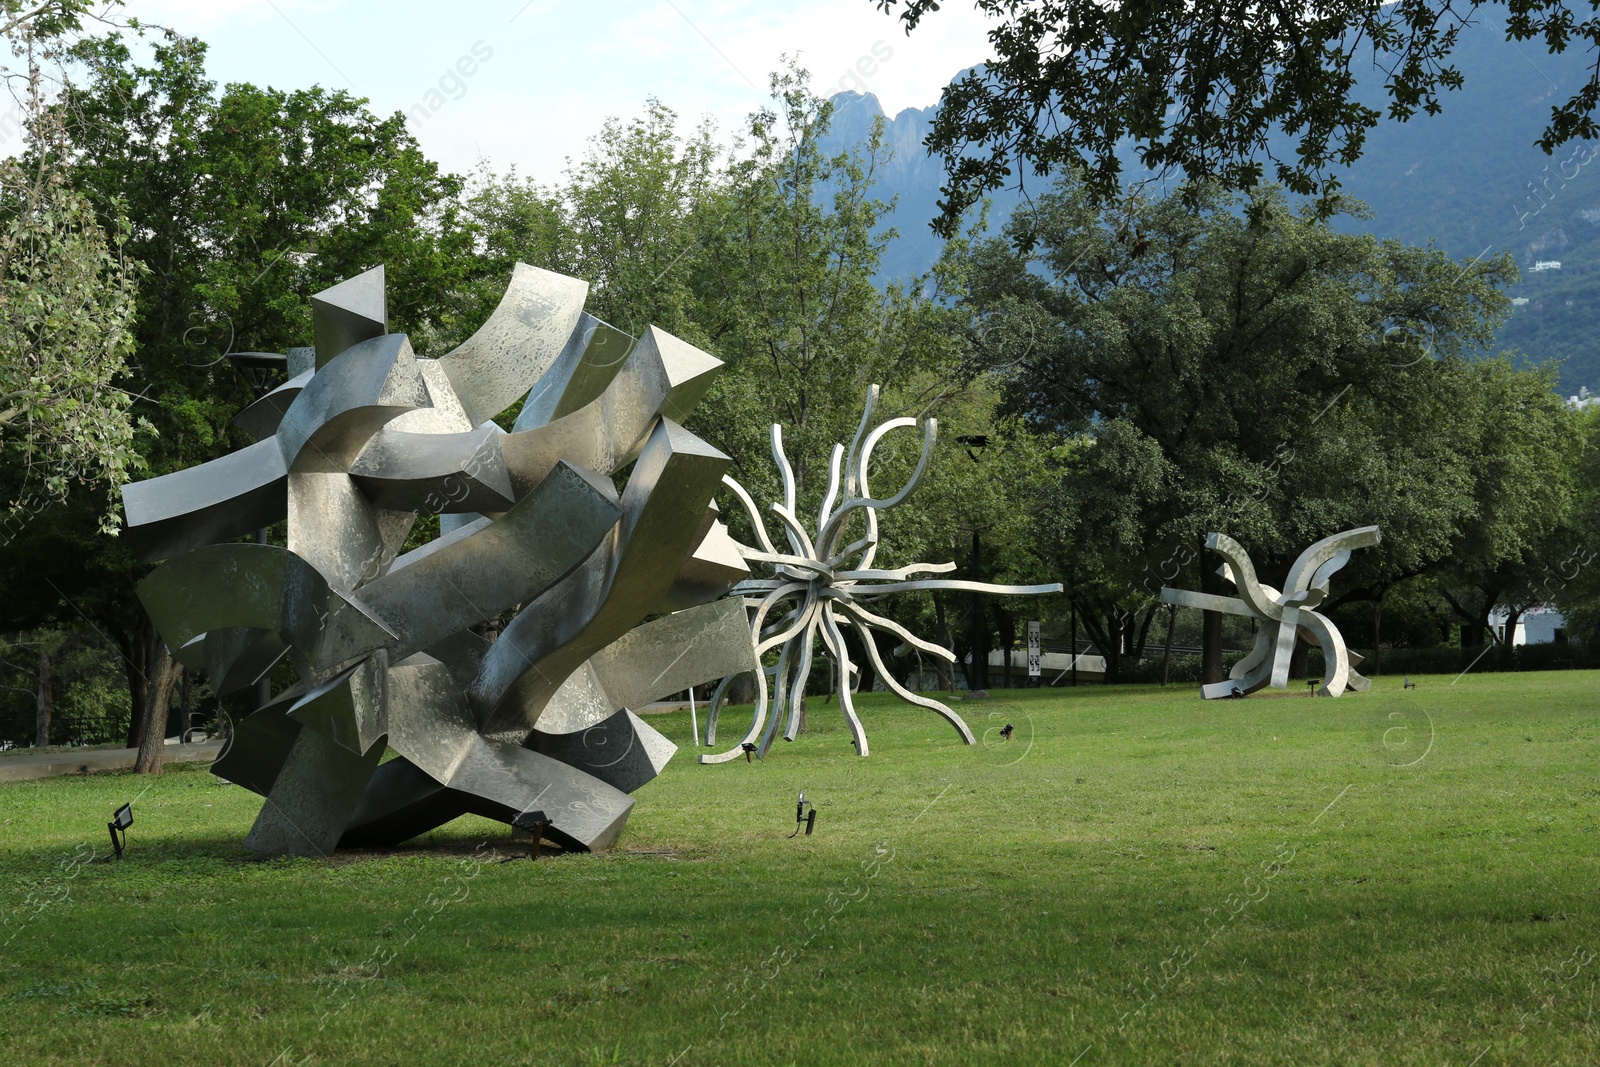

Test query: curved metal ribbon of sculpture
[700,385,1063,763]
[123,264,757,857]
[1160,526,1381,699]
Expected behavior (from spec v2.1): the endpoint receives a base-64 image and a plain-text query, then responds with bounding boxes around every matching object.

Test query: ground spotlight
[741,742,758,763]
[513,809,549,860]
[107,803,133,859]
[1000,723,1015,741]
[790,791,817,837]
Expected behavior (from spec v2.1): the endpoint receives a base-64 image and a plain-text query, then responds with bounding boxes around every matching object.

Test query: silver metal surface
[513,313,633,429]
[202,627,287,696]
[499,325,723,495]
[437,262,588,427]
[136,542,397,671]
[528,709,677,795]
[287,654,389,756]
[470,418,737,736]
[703,384,1063,764]
[1160,526,1381,699]
[121,438,288,562]
[356,461,622,658]
[124,262,750,856]
[244,726,385,858]
[349,423,516,513]
[233,369,312,441]
[310,264,387,369]
[536,598,755,735]
[277,333,430,473]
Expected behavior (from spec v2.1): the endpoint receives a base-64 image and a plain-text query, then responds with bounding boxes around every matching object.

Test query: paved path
[0,741,224,783]
[1,704,701,782]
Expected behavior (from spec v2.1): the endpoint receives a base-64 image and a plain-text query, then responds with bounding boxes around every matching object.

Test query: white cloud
[118,0,995,179]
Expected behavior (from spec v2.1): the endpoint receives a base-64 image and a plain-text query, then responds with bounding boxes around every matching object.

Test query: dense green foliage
[0,2,144,530]
[877,0,1600,235]
[954,176,1581,679]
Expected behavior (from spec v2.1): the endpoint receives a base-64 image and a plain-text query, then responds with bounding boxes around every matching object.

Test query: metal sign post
[1027,620,1041,683]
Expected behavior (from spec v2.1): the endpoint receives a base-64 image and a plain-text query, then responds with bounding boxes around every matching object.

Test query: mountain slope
[826,22,1600,391]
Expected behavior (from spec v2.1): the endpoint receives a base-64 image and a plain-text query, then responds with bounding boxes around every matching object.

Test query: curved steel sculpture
[1160,526,1381,699]
[123,264,754,857]
[701,385,1063,762]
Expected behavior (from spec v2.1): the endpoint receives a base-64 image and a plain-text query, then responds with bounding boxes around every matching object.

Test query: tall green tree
[14,32,473,768]
[959,177,1567,681]
[1,1,145,531]
[460,98,719,344]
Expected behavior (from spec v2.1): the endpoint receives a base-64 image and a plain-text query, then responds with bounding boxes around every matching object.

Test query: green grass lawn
[0,672,1595,1065]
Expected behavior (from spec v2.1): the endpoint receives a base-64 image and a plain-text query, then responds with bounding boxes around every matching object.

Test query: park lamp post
[955,434,990,692]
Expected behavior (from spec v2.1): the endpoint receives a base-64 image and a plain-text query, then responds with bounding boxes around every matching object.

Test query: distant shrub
[1355,643,1600,677]
[52,677,131,746]
[1119,653,1206,685]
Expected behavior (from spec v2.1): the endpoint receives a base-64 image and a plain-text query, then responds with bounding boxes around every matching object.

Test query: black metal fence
[0,703,130,750]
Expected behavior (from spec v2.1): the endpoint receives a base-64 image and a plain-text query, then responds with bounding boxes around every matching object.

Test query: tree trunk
[1069,599,1079,686]
[133,626,179,774]
[1133,604,1158,661]
[32,641,52,747]
[1504,605,1525,648]
[1201,563,1225,684]
[134,653,178,774]
[933,594,954,691]
[1476,591,1499,650]
[119,627,144,750]
[968,530,987,690]
[1160,603,1176,686]
[997,610,1015,690]
[1371,597,1384,677]
[1098,609,1122,683]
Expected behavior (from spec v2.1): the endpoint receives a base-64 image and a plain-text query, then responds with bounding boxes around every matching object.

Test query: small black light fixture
[1000,723,1015,742]
[790,791,817,837]
[512,809,549,860]
[741,742,758,763]
[107,803,133,859]
[1404,675,1417,690]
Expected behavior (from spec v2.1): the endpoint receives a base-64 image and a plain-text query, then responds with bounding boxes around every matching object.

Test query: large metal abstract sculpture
[701,385,1062,762]
[1160,526,1381,699]
[123,264,757,857]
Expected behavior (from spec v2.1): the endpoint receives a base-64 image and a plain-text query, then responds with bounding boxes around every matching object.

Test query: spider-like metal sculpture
[1160,526,1380,699]
[701,385,1062,763]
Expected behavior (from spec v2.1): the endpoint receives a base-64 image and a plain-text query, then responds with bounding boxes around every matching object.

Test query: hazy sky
[117,1,995,180]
